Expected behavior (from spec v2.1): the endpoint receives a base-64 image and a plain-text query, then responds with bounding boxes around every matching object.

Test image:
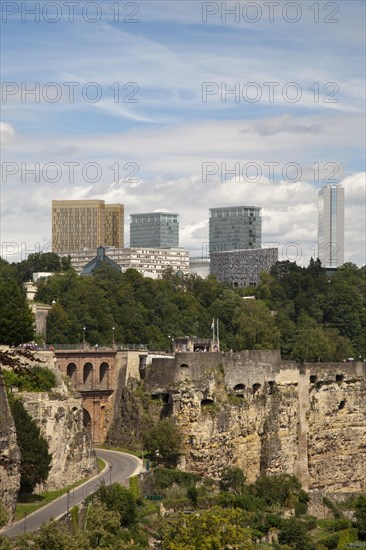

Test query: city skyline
[1,2,365,266]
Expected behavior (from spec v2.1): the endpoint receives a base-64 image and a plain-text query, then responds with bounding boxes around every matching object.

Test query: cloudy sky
[1,0,365,265]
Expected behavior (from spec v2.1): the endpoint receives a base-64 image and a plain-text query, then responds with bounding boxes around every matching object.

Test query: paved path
[1,449,143,538]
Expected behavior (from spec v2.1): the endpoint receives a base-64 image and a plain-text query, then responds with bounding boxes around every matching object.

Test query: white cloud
[0,121,16,144]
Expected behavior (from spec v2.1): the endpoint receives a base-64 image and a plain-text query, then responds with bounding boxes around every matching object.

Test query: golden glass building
[52,200,124,254]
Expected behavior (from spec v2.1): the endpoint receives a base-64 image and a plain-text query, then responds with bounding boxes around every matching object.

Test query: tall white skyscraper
[317,184,345,268]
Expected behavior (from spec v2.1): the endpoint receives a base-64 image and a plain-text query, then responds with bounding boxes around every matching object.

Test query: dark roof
[81,247,121,276]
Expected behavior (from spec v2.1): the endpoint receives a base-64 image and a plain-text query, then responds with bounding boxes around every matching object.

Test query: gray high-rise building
[317,185,345,268]
[209,206,262,253]
[130,212,179,248]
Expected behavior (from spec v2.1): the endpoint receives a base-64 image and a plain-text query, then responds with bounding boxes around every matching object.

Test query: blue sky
[1,0,365,265]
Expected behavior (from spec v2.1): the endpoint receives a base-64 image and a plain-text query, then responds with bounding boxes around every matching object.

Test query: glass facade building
[130,212,179,248]
[209,206,262,253]
[317,185,344,268]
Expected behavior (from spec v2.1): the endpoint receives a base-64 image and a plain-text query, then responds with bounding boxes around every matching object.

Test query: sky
[1,0,365,266]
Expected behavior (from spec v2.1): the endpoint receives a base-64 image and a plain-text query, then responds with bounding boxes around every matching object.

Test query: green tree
[142,418,182,467]
[9,398,52,494]
[161,506,255,549]
[92,482,137,527]
[0,267,34,345]
[233,300,280,350]
[251,474,308,509]
[354,495,366,540]
[278,517,314,550]
[220,467,246,495]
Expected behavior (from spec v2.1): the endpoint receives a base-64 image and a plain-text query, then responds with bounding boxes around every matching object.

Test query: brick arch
[66,362,77,383]
[99,362,110,389]
[83,362,94,390]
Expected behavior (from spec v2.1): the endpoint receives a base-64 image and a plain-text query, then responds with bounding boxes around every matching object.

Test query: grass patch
[14,475,91,522]
[97,457,106,473]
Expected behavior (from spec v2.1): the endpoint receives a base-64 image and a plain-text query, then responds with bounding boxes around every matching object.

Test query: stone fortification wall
[0,378,20,525]
[145,352,366,494]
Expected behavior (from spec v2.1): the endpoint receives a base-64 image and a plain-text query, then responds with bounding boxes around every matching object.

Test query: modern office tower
[317,184,345,268]
[105,204,124,248]
[209,206,262,253]
[52,200,124,254]
[130,212,179,248]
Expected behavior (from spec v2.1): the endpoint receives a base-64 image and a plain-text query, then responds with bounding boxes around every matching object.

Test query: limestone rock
[0,377,20,525]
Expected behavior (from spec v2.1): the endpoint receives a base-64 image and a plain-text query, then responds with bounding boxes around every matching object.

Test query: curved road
[1,449,143,538]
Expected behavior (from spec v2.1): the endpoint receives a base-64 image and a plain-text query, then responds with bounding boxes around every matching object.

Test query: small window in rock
[234,383,245,391]
[151,394,160,401]
[180,363,189,369]
[253,383,261,394]
[310,375,317,384]
[268,381,275,394]
[336,374,344,383]
[338,400,346,410]
[201,399,214,406]
[162,393,170,404]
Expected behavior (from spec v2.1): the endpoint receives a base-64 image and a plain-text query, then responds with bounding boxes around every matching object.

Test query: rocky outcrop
[18,352,97,490]
[145,352,366,494]
[0,376,20,524]
[20,391,98,490]
[1,349,97,492]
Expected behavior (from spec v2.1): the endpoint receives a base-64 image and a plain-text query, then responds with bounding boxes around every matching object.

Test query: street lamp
[83,326,86,347]
[155,449,160,467]
[112,326,115,348]
[109,465,112,485]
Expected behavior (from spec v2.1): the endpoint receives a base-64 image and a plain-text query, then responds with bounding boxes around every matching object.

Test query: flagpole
[217,318,220,351]
[212,318,215,350]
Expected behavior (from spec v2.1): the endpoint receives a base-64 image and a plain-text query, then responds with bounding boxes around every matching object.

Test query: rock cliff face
[145,352,366,494]
[0,377,20,524]
[20,391,98,490]
[1,350,97,492]
[18,352,98,490]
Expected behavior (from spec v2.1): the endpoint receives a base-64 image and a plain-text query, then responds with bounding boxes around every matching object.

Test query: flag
[211,318,215,330]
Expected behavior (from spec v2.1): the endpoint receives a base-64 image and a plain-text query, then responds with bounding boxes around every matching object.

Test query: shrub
[220,467,246,494]
[187,485,198,508]
[251,474,308,509]
[91,482,137,527]
[279,518,315,550]
[153,468,201,490]
[3,366,56,392]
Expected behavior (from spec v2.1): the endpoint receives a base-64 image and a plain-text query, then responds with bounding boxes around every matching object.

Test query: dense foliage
[142,419,182,467]
[9,398,52,494]
[0,260,34,345]
[1,470,365,548]
[2,366,56,392]
[1,253,365,359]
